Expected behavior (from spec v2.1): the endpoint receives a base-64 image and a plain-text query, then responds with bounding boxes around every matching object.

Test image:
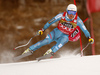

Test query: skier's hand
[88,37,94,44]
[37,28,45,35]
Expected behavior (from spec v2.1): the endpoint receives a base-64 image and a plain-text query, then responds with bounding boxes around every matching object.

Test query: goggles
[67,10,76,15]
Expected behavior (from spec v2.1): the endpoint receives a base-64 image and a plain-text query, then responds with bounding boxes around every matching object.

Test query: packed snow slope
[0,55,100,75]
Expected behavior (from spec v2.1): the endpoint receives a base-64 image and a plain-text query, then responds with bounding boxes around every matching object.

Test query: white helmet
[67,4,77,12]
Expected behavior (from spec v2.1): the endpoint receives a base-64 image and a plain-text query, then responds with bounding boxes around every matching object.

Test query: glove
[88,37,94,44]
[37,28,45,35]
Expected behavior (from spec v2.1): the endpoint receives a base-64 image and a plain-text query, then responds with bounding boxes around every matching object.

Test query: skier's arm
[43,13,63,30]
[77,17,94,44]
[77,16,90,38]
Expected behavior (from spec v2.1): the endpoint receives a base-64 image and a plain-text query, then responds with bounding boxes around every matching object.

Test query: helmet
[67,4,77,12]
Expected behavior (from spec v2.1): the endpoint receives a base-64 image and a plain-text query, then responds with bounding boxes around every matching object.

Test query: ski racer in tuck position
[23,4,94,58]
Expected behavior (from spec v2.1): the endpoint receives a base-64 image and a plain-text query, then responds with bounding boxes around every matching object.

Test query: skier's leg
[43,34,69,56]
[29,38,50,51]
[51,35,69,53]
[29,31,55,51]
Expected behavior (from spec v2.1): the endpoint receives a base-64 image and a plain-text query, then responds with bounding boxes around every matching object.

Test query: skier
[22,4,94,58]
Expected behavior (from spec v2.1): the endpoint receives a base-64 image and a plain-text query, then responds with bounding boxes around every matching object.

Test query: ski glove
[88,37,94,44]
[37,28,45,35]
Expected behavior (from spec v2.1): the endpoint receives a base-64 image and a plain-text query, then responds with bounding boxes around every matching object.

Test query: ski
[14,51,33,61]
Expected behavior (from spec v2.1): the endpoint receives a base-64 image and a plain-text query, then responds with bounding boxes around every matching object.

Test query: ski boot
[36,49,54,61]
[43,49,54,56]
[22,48,33,55]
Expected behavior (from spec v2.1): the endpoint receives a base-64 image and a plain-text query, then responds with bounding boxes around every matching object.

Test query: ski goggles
[67,10,76,15]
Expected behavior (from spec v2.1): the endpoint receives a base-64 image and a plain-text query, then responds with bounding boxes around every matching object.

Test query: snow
[0,51,15,63]
[0,55,100,75]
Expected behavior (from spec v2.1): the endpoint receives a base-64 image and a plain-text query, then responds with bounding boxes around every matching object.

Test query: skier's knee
[47,39,52,44]
[65,37,69,42]
[44,35,53,44]
[42,38,51,45]
[61,36,69,44]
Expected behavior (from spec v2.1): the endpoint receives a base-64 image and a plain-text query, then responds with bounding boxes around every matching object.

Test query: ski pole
[81,43,90,56]
[14,34,38,50]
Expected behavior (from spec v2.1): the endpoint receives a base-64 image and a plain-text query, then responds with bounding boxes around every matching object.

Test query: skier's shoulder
[54,12,63,19]
[77,16,84,25]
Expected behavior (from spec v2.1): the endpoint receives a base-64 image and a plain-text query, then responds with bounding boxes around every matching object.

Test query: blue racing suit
[29,12,90,53]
